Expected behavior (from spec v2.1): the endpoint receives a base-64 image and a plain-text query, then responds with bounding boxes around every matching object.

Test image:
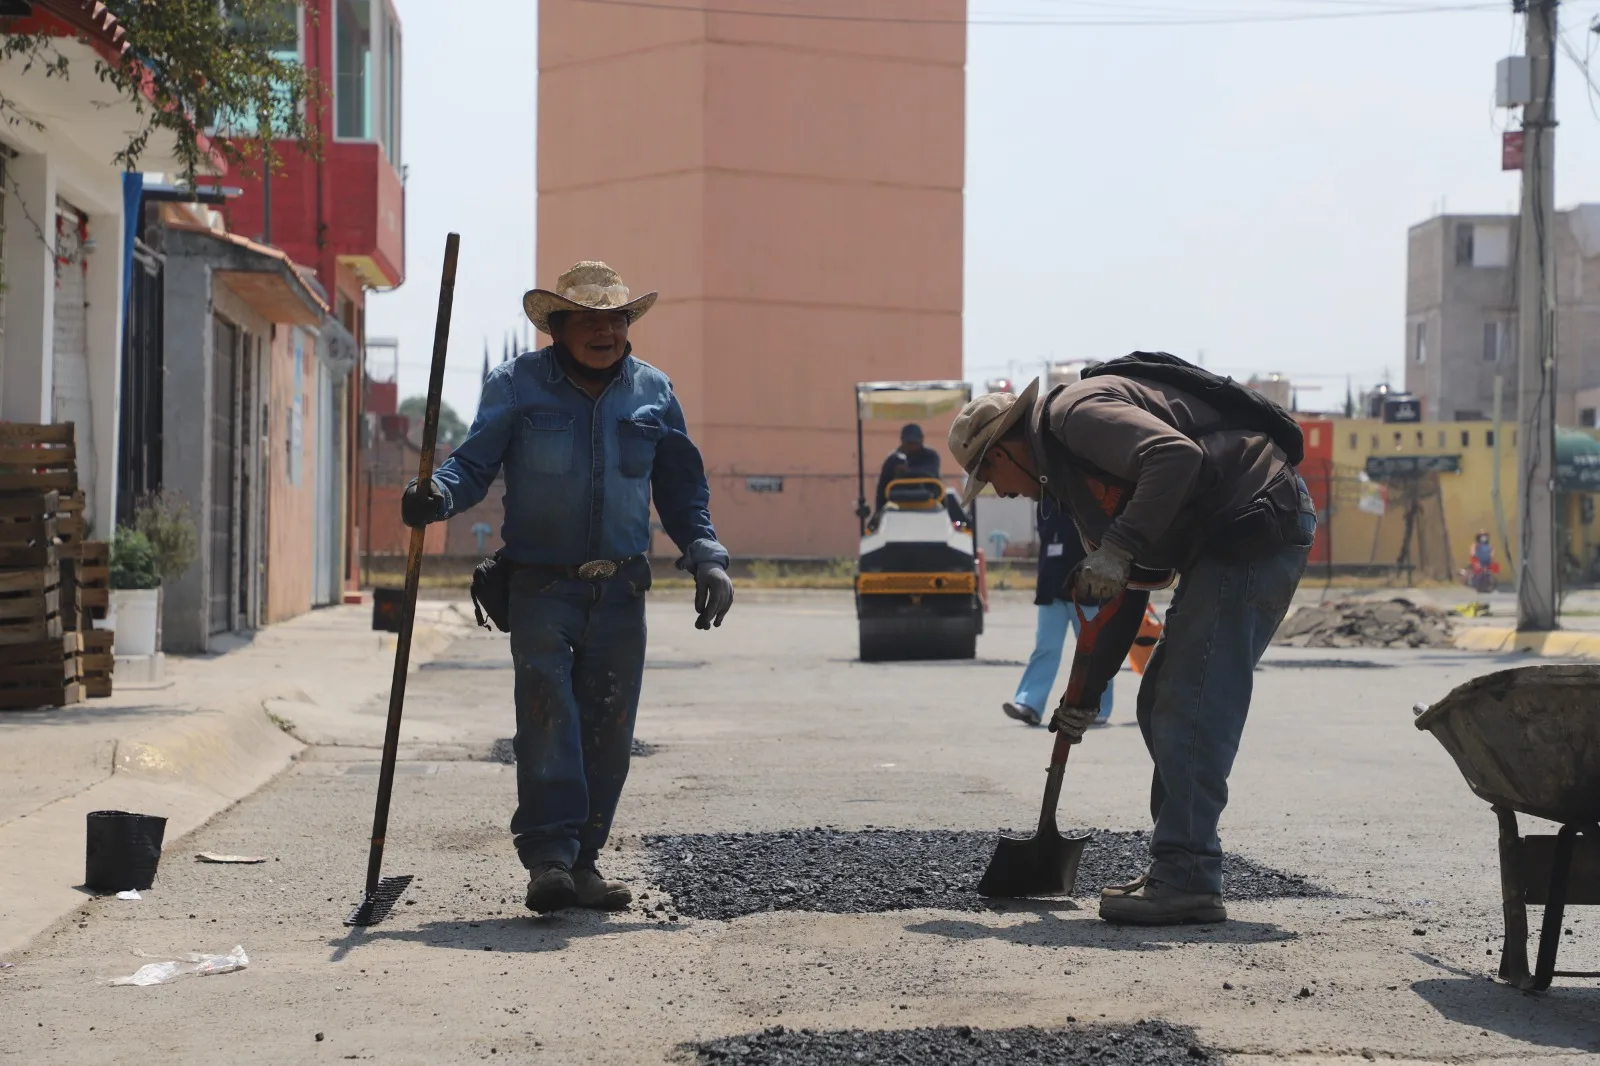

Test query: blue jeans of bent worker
[1134,486,1317,896]
[1014,602,1114,723]
[507,565,648,870]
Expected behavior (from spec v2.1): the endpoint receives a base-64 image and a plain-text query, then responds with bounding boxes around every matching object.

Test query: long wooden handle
[363,233,461,897]
[1037,734,1073,835]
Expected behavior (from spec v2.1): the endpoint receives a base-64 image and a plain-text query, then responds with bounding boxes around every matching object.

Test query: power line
[563,0,1507,27]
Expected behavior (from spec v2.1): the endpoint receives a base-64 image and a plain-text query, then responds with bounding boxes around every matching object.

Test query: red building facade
[221,0,406,595]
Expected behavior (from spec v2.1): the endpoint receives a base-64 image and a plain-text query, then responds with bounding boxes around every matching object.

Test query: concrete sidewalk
[0,601,474,958]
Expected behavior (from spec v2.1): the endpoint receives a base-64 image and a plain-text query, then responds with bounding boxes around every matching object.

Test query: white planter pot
[108,588,162,657]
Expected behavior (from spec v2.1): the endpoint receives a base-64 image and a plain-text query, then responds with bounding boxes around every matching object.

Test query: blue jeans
[507,565,649,870]
[1014,601,1114,722]
[1134,494,1316,895]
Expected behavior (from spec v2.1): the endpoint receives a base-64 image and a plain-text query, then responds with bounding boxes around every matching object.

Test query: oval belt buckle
[577,559,618,581]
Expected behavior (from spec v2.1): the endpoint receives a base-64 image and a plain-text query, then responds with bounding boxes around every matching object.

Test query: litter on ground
[195,853,266,864]
[112,946,249,987]
[1274,598,1456,649]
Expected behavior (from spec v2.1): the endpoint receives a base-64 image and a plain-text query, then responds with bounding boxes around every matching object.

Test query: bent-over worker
[950,359,1315,926]
[401,261,734,914]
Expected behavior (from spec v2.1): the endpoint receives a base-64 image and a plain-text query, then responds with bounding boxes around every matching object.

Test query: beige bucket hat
[522,261,658,335]
[949,378,1041,507]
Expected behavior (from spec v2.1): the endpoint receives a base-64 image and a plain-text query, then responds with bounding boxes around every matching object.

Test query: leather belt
[511,555,644,582]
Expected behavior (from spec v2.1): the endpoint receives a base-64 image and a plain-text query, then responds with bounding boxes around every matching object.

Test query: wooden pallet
[80,628,113,698]
[55,491,85,560]
[57,557,84,631]
[78,540,108,620]
[0,567,63,646]
[0,422,77,495]
[0,632,83,710]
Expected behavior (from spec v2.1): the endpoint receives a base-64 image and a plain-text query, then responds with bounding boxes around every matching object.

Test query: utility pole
[1516,0,1560,631]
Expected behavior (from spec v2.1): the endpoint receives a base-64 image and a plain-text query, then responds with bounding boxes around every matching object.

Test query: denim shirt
[429,347,728,570]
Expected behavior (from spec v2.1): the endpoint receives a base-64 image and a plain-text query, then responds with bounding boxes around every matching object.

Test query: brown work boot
[524,862,576,913]
[572,863,632,911]
[1098,879,1226,926]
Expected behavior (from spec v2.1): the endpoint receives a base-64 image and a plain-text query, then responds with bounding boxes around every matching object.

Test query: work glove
[694,564,734,630]
[401,477,445,529]
[1074,543,1133,602]
[1049,701,1099,744]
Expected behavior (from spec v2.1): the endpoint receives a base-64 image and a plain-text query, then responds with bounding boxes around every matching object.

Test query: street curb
[0,614,463,959]
[1453,626,1600,659]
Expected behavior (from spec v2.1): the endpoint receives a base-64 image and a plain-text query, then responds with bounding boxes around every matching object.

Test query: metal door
[210,319,239,635]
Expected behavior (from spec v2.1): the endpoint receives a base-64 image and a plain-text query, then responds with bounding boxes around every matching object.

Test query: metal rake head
[344,874,414,927]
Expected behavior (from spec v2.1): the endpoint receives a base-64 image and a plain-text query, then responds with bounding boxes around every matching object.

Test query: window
[1487,430,1496,447]
[210,2,301,137]
[336,0,373,139]
[1483,320,1513,363]
[1416,431,1425,447]
[1414,321,1427,364]
[382,14,402,164]
[1583,408,1598,428]
[1461,431,1471,447]
[1438,431,1446,447]
[1370,435,1379,450]
[1348,433,1358,450]
[1455,223,1475,265]
[1473,224,1511,268]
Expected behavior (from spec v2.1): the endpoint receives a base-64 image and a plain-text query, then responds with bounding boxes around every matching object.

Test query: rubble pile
[1275,598,1457,650]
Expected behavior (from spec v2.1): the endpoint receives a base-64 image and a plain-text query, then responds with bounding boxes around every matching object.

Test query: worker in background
[949,359,1314,926]
[1003,500,1114,729]
[400,261,734,915]
[872,423,942,519]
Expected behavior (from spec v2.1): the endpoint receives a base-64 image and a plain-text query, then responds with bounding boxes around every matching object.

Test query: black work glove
[401,478,444,529]
[1049,702,1098,743]
[694,564,733,630]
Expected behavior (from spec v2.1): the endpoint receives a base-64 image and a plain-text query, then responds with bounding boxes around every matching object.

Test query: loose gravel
[643,828,1326,919]
[690,1020,1212,1065]
[488,737,657,762]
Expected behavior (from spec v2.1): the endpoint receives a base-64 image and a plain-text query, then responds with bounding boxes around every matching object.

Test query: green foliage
[109,526,162,590]
[0,0,321,185]
[399,396,469,452]
[131,489,198,582]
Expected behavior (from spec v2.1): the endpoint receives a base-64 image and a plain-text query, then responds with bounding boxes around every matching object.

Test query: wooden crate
[55,491,85,560]
[80,628,113,698]
[57,557,84,631]
[0,423,77,495]
[0,567,63,646]
[78,540,109,620]
[0,490,61,569]
[0,632,82,710]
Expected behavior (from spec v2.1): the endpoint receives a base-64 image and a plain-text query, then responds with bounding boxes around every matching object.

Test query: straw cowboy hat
[522,261,658,335]
[949,377,1041,507]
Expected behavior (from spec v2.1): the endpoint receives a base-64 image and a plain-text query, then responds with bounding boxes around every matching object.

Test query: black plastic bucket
[84,810,167,892]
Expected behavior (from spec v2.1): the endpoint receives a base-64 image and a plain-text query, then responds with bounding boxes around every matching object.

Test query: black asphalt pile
[690,1020,1211,1065]
[1274,598,1456,649]
[488,737,656,762]
[643,828,1326,919]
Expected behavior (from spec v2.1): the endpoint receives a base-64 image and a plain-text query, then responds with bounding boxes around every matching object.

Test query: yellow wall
[1317,419,1518,575]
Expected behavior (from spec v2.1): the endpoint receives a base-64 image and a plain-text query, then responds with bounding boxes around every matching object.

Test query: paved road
[3,591,1597,1064]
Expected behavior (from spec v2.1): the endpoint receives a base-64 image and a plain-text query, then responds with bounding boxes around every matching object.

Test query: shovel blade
[976,830,1089,899]
[344,874,414,927]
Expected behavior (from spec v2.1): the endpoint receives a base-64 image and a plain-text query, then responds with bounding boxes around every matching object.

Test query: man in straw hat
[402,261,734,913]
[949,360,1316,925]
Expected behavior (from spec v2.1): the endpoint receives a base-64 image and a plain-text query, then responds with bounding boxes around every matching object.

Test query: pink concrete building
[537,0,965,558]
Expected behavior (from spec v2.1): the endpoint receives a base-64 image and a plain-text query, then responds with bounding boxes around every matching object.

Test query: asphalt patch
[690,1020,1212,1065]
[488,737,658,762]
[1259,658,1394,670]
[643,828,1326,919]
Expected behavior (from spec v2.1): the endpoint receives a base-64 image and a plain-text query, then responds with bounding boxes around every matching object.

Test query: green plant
[109,527,161,590]
[131,490,198,582]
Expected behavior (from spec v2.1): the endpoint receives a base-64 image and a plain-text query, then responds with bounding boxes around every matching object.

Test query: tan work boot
[572,863,632,910]
[524,862,576,913]
[1100,868,1151,898]
[1098,878,1226,925]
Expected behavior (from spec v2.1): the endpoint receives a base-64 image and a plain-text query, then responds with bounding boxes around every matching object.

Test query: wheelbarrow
[1414,665,1600,991]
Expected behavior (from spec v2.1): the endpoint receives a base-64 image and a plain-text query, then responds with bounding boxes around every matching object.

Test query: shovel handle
[1038,731,1073,835]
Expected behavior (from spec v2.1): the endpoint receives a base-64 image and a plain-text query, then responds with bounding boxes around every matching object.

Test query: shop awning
[856,381,972,422]
[1556,428,1600,491]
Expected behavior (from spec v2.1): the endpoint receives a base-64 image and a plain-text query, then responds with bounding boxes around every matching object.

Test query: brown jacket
[1027,376,1290,570]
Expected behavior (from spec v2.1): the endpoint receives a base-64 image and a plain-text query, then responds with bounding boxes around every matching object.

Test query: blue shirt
[429,347,728,570]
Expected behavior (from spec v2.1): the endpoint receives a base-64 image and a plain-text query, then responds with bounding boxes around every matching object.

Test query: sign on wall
[745,476,784,494]
[1365,454,1462,480]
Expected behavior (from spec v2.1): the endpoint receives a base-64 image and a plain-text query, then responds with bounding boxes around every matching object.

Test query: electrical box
[1497,56,1533,107]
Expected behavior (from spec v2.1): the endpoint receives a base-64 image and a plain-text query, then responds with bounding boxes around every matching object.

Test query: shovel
[345,233,461,927]
[977,589,1148,898]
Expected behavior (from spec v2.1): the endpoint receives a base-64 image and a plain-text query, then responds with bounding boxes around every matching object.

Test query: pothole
[488,737,657,763]
[689,1020,1212,1065]
[643,828,1326,919]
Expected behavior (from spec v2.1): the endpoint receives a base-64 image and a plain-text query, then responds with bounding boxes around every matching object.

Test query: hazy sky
[368,0,1600,421]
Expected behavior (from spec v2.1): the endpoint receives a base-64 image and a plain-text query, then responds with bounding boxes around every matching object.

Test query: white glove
[1049,702,1099,743]
[1074,543,1132,602]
